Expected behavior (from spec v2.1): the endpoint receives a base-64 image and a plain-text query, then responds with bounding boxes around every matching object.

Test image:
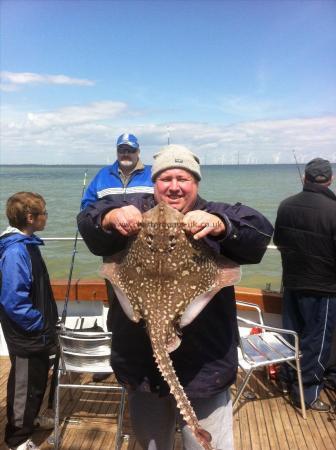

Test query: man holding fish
[78,144,273,449]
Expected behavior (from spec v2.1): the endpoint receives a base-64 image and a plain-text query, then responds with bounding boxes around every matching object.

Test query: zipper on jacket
[122,169,142,201]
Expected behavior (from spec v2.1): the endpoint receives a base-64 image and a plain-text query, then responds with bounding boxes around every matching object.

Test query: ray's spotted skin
[101,202,241,450]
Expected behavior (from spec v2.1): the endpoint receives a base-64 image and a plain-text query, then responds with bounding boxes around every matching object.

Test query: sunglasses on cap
[117,145,138,154]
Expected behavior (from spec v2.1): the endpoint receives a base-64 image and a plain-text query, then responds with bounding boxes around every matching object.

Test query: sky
[1,0,335,165]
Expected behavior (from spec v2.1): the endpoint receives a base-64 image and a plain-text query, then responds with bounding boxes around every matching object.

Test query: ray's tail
[150,335,214,450]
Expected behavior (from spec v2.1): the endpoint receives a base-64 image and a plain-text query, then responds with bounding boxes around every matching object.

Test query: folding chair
[53,330,127,449]
[234,300,306,419]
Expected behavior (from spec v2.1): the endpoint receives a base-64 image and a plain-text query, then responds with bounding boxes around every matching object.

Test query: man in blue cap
[81,133,153,208]
[82,133,153,381]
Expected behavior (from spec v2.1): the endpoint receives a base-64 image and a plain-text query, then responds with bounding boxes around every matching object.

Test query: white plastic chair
[53,330,127,449]
[234,300,306,419]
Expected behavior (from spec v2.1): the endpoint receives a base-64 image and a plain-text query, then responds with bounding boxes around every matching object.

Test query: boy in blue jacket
[0,192,58,450]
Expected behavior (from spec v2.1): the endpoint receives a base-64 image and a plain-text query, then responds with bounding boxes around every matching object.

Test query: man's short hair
[305,158,332,184]
[6,192,45,228]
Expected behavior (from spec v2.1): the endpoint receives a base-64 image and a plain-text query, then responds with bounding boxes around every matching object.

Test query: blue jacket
[81,161,154,209]
[78,196,273,397]
[0,231,58,355]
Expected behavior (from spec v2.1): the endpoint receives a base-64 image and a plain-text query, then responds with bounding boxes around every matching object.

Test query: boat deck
[1,357,335,450]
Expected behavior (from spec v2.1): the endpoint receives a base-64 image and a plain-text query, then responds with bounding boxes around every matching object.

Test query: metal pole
[292,149,304,185]
[167,127,170,145]
[48,170,87,410]
[61,170,88,323]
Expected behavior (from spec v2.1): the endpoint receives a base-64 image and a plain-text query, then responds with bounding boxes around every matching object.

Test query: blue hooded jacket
[0,230,58,355]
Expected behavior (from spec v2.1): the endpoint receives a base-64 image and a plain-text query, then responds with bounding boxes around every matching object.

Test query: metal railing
[42,237,277,250]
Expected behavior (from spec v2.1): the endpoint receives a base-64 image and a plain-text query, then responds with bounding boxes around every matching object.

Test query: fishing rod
[292,149,304,185]
[48,169,87,410]
[60,169,88,324]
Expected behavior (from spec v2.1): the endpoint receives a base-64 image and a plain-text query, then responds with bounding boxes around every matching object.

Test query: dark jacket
[0,231,59,356]
[274,182,336,294]
[77,195,273,397]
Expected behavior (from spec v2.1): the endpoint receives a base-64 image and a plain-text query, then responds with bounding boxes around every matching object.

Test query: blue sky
[1,0,335,164]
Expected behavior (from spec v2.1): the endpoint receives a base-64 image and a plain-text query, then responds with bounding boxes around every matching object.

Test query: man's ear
[326,177,333,187]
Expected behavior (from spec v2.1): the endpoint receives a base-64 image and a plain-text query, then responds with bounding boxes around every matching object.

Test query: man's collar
[303,181,336,200]
[188,195,206,210]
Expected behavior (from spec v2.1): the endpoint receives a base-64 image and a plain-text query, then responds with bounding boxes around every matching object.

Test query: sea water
[1,164,327,291]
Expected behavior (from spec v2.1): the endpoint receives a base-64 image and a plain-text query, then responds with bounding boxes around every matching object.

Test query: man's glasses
[117,146,138,155]
[33,210,48,217]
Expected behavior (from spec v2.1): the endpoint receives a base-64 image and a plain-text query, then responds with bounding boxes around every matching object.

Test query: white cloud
[217,95,275,119]
[26,101,128,129]
[1,100,335,165]
[0,83,20,92]
[0,71,95,91]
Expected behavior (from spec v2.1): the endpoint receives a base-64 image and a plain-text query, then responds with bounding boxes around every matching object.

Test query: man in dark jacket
[274,158,336,412]
[78,144,273,449]
[0,192,59,450]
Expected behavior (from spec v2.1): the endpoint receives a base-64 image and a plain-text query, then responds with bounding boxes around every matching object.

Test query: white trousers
[127,388,233,450]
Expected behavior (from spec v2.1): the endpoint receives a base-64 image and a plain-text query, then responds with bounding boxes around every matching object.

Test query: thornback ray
[100,202,241,450]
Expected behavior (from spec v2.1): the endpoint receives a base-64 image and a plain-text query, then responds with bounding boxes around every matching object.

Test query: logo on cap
[116,133,139,149]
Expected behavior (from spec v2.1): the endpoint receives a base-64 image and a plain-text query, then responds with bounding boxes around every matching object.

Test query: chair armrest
[236,300,264,325]
[237,315,300,353]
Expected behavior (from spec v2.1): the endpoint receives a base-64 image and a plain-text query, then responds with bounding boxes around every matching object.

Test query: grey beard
[119,160,134,168]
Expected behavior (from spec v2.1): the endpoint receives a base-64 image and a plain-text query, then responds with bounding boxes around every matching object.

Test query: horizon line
[3,162,332,167]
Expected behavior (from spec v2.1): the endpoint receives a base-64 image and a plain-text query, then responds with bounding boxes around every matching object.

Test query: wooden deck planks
[253,373,281,449]
[237,404,253,449]
[247,370,283,450]
[309,405,336,449]
[251,399,269,450]
[1,357,336,449]
[273,395,301,449]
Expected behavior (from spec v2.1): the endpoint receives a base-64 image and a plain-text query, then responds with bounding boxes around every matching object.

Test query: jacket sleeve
[205,201,274,265]
[273,205,283,248]
[81,174,100,210]
[0,245,44,331]
[78,198,274,263]
[77,198,129,256]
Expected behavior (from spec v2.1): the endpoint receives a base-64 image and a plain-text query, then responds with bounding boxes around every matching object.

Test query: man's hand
[182,210,226,240]
[101,205,142,236]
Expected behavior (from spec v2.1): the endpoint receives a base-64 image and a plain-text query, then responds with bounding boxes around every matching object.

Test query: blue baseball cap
[116,133,139,149]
